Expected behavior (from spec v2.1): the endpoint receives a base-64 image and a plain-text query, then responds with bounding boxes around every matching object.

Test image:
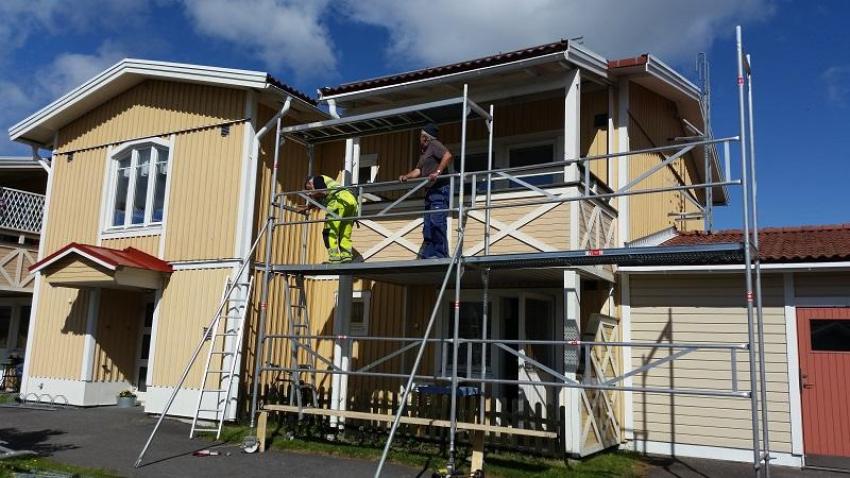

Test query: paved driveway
[0,405,423,477]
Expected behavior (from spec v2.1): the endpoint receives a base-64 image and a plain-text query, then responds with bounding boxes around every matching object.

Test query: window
[16,306,30,350]
[108,143,169,229]
[445,301,493,376]
[508,143,556,188]
[811,319,850,352]
[350,291,371,336]
[0,306,10,349]
[462,152,491,194]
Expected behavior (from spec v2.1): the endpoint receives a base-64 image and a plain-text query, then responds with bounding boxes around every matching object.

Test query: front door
[518,293,555,419]
[797,307,850,467]
[134,300,155,401]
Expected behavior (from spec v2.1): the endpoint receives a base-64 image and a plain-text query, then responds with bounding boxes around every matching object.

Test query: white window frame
[351,290,371,336]
[101,137,172,238]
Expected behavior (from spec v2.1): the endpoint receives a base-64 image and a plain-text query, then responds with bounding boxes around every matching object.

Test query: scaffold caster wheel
[471,470,484,478]
[241,435,259,454]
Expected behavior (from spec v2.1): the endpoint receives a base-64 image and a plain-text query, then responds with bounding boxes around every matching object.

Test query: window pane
[17,306,30,349]
[462,153,491,194]
[0,307,10,349]
[140,334,151,360]
[112,156,131,226]
[448,302,492,373]
[811,319,850,351]
[131,148,151,225]
[152,147,168,222]
[509,144,555,187]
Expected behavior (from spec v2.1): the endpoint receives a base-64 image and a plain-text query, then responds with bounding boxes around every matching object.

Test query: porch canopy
[30,242,172,290]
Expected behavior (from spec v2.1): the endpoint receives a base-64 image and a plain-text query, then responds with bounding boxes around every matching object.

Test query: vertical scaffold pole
[736,25,762,477]
[249,114,284,427]
[447,84,470,473]
[479,104,494,425]
[747,53,771,477]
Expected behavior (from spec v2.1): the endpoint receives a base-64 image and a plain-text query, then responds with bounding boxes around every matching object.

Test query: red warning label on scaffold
[746,291,753,302]
[585,249,603,256]
[737,76,745,85]
[453,301,461,309]
[567,340,581,346]
[260,303,268,310]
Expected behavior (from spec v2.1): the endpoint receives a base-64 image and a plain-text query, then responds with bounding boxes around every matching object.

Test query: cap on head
[311,175,326,190]
[422,123,439,139]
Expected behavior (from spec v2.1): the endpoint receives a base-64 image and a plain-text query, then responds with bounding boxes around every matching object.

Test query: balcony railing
[0,187,45,235]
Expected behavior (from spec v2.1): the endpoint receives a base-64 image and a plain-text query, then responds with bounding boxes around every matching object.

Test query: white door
[518,293,556,419]
[134,300,154,401]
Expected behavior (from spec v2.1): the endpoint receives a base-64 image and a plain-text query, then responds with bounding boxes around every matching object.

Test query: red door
[797,307,850,461]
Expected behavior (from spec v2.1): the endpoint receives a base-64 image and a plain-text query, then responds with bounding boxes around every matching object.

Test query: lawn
[217,424,645,478]
[0,456,122,478]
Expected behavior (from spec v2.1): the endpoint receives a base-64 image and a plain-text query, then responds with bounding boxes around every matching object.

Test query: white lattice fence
[0,187,45,234]
[579,314,622,456]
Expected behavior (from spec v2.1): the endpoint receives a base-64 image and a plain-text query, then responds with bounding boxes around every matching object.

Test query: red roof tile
[662,224,850,263]
[30,242,173,273]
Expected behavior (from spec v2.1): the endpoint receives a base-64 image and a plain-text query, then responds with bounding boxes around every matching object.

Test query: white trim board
[783,273,803,456]
[620,262,850,273]
[624,440,802,468]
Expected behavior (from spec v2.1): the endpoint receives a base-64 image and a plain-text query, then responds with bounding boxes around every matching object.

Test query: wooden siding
[151,268,230,388]
[162,123,246,261]
[794,272,850,298]
[627,84,703,239]
[0,241,37,292]
[28,280,92,379]
[43,147,105,253]
[45,258,113,284]
[628,274,792,453]
[101,234,161,257]
[92,289,144,382]
[58,80,244,152]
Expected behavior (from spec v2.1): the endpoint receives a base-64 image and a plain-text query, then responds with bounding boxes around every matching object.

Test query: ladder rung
[201,388,226,393]
[210,351,233,355]
[197,408,222,413]
[193,428,220,433]
[292,323,309,328]
[206,370,232,374]
[216,332,239,337]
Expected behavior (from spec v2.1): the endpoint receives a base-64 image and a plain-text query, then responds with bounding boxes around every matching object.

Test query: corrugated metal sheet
[29,280,90,379]
[93,289,144,382]
[629,274,792,453]
[152,268,230,388]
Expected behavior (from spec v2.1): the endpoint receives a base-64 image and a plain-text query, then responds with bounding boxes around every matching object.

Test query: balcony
[0,187,45,236]
[0,187,44,293]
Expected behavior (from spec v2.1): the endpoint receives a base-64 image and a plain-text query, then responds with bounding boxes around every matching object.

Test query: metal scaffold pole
[249,113,284,427]
[479,104,494,425]
[447,84,470,474]
[736,25,764,477]
[747,52,772,476]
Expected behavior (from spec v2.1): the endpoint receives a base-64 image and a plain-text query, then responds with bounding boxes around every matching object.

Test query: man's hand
[428,170,441,182]
[399,174,408,182]
[295,204,310,215]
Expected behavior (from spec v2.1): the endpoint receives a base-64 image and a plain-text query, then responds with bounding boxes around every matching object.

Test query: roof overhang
[318,42,610,111]
[8,59,321,147]
[31,243,172,290]
[609,54,727,205]
[620,261,850,274]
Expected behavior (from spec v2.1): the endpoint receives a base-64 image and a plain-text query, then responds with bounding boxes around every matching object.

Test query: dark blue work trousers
[421,185,449,259]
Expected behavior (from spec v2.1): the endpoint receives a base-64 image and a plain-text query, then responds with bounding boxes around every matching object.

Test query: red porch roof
[30,242,173,273]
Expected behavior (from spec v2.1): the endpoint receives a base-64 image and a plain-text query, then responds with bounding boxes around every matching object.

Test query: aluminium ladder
[282,273,318,410]
[189,276,254,439]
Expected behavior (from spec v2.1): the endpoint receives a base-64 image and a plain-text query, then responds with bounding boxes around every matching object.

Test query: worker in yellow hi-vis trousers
[299,174,358,263]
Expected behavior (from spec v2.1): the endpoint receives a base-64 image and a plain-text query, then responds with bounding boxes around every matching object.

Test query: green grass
[217,424,644,478]
[0,393,16,405]
[0,456,123,478]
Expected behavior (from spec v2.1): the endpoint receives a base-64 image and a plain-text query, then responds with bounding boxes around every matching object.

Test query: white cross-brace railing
[0,187,45,234]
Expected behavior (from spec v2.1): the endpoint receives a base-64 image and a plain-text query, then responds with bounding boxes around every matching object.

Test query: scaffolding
[136,26,770,477]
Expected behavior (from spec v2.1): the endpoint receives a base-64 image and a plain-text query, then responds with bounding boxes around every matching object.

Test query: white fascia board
[9,58,272,143]
[645,55,701,101]
[564,43,610,82]
[619,261,850,273]
[0,156,46,170]
[30,247,118,273]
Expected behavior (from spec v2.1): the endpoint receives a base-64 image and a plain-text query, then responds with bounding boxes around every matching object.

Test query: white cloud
[823,66,850,106]
[0,0,148,60]
[181,0,336,79]
[341,0,773,68]
[36,42,128,98]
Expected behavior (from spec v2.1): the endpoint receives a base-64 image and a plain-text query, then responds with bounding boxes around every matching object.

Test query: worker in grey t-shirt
[399,123,454,259]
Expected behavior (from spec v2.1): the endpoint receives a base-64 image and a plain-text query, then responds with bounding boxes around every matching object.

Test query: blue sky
[0,0,847,230]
